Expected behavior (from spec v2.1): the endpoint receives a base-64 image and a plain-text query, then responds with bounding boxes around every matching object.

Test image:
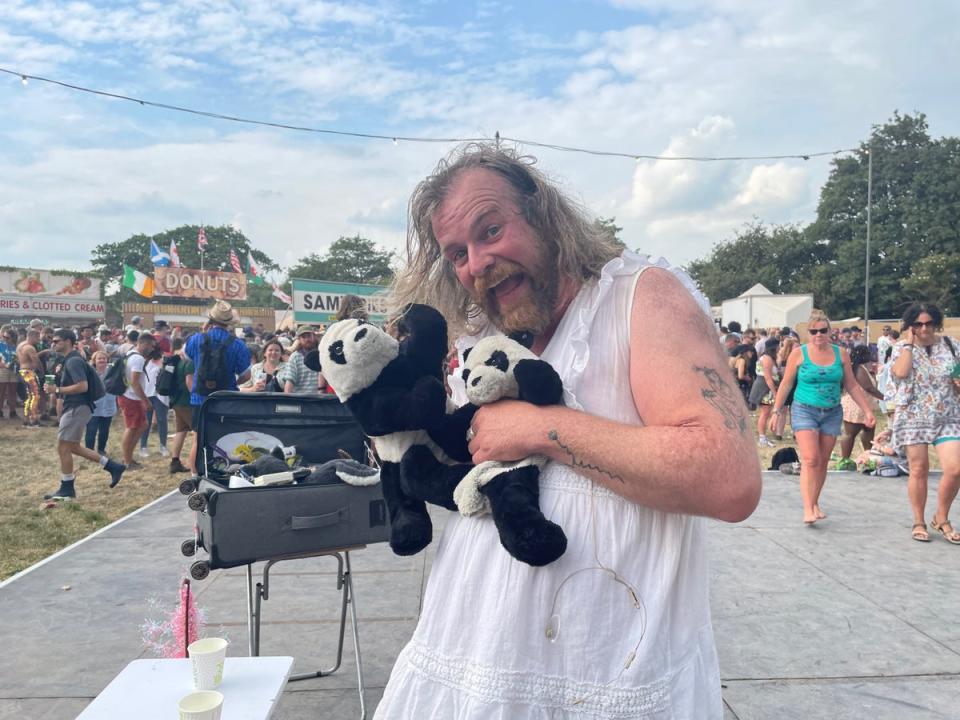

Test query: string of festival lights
[1,66,859,162]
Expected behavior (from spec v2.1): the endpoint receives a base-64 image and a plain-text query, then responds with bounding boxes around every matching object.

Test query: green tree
[90,225,282,312]
[899,253,960,315]
[689,112,960,319]
[807,112,960,318]
[594,217,626,250]
[288,235,395,285]
[686,221,821,303]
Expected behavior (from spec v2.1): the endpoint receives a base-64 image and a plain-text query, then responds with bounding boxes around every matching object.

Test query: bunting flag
[122,264,155,298]
[149,239,170,267]
[169,239,181,268]
[229,248,242,273]
[197,227,208,252]
[272,282,292,305]
[247,252,265,285]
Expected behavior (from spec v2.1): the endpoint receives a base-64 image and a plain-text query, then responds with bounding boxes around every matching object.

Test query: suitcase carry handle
[291,508,348,530]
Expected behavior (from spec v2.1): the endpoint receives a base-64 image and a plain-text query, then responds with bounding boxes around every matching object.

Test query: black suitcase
[188,391,390,572]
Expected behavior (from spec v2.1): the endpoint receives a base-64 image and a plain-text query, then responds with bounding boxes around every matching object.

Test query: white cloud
[732,163,808,209]
[623,116,738,215]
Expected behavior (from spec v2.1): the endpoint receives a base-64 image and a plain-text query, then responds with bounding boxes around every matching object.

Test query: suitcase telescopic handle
[290,508,348,530]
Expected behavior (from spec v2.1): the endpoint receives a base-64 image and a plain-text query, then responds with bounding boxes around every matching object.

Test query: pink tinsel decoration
[141,578,205,658]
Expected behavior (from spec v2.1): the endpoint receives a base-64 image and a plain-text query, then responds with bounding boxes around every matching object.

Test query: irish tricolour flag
[123,264,155,298]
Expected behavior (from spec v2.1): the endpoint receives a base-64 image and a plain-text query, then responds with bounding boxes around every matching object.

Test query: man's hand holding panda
[452,334,568,566]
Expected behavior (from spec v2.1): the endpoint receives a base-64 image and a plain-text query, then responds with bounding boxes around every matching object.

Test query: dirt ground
[0,413,193,580]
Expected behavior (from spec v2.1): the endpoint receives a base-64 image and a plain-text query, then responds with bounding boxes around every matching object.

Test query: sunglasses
[808,327,830,335]
[911,321,936,329]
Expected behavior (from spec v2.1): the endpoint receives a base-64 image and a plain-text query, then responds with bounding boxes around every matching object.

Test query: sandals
[911,523,930,542]
[930,518,960,545]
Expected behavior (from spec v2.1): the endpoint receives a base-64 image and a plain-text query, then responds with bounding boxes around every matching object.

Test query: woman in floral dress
[889,302,960,544]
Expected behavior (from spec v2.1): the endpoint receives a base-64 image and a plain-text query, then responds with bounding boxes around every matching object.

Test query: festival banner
[0,293,106,318]
[291,278,389,324]
[154,267,248,300]
[0,268,101,299]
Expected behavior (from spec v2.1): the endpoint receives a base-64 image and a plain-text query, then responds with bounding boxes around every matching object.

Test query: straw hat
[207,300,239,326]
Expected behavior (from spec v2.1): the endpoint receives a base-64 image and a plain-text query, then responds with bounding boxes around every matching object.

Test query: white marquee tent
[721,283,813,330]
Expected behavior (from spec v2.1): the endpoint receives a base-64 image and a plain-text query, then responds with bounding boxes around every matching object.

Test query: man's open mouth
[488,273,525,301]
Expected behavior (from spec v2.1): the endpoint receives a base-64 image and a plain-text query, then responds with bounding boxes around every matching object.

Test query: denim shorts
[791,402,843,437]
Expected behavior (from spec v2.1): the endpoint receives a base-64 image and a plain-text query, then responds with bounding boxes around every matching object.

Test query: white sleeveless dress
[374,252,722,719]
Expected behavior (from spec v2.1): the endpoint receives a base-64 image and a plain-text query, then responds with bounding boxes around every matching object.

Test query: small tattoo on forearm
[548,430,624,483]
[694,365,747,434]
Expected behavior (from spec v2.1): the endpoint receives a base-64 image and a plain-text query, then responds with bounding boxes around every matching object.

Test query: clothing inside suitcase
[196,390,368,479]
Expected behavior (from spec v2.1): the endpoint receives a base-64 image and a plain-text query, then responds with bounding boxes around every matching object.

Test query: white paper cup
[178,690,223,720]
[188,637,228,690]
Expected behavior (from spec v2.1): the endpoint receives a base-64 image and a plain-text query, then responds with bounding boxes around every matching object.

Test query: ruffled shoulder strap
[543,250,710,410]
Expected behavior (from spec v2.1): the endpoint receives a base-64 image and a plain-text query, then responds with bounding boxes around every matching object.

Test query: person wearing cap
[130,315,142,328]
[99,326,119,358]
[117,332,158,468]
[280,325,325,395]
[185,301,252,475]
[153,320,172,355]
[41,328,125,500]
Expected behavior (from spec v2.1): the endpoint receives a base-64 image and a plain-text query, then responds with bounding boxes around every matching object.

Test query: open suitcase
[179,391,388,716]
[183,391,389,574]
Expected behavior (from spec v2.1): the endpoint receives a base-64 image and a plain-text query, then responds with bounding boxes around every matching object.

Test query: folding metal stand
[245,547,367,719]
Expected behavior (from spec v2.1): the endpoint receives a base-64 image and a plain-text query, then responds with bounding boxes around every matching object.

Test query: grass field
[0,414,192,580]
[0,406,932,581]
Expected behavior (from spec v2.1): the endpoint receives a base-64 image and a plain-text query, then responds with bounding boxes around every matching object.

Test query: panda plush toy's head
[311,319,399,402]
[461,334,538,406]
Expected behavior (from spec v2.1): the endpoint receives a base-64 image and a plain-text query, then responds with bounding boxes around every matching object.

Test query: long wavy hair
[391,143,623,336]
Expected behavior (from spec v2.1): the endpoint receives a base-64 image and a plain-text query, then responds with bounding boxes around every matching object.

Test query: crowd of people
[720,306,960,541]
[0,295,370,500]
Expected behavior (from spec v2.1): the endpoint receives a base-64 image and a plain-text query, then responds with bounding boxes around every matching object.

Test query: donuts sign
[154,267,248,300]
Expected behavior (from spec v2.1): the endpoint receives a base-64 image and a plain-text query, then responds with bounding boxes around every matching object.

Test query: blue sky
[1,0,958,280]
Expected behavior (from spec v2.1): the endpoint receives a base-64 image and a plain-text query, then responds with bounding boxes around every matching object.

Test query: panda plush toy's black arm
[513,359,564,406]
[347,370,448,437]
[425,402,477,464]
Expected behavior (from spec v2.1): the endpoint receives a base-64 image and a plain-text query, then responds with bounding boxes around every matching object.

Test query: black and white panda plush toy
[444,332,568,567]
[304,305,470,557]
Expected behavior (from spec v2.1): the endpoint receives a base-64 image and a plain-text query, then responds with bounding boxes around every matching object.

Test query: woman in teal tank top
[773,310,877,525]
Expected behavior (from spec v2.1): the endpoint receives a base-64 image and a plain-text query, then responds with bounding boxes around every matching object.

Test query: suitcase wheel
[190,561,210,581]
[180,539,197,557]
[187,492,207,512]
[179,478,198,496]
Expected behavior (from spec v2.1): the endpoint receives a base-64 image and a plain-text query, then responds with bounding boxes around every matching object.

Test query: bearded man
[377,144,762,719]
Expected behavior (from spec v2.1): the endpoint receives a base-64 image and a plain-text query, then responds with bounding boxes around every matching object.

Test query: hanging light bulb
[20,75,28,86]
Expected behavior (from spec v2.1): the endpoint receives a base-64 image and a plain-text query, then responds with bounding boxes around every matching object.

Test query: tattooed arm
[466,268,761,523]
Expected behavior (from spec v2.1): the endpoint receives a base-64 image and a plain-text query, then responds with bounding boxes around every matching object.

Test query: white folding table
[76,656,294,719]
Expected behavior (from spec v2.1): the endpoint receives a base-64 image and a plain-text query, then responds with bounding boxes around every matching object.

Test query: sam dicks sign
[291,279,390,323]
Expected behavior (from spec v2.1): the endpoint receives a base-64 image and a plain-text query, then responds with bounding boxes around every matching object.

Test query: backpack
[770,446,799,470]
[155,354,181,396]
[196,334,233,396]
[84,362,106,404]
[103,351,140,396]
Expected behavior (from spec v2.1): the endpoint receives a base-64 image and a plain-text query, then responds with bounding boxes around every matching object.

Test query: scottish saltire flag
[229,248,242,273]
[169,239,181,267]
[150,239,170,266]
[197,226,208,251]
